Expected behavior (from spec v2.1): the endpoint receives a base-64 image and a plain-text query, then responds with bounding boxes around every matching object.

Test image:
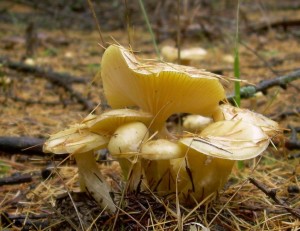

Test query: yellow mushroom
[98,45,279,205]
[139,120,269,205]
[44,45,280,209]
[175,119,270,204]
[43,109,153,212]
[43,122,115,212]
[100,44,225,134]
[161,45,207,65]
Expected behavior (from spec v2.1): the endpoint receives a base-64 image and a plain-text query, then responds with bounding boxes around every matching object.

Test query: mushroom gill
[100,45,226,134]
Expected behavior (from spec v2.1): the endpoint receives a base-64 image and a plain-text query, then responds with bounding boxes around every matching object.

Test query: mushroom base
[141,150,235,206]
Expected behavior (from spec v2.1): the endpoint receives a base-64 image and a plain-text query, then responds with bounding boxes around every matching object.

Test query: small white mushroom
[183,114,213,133]
[161,45,207,65]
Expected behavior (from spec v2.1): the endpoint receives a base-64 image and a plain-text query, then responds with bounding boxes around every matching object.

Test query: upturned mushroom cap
[100,45,226,133]
[214,104,280,137]
[180,120,270,160]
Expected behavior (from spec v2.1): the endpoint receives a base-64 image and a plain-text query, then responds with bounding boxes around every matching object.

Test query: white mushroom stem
[74,151,116,213]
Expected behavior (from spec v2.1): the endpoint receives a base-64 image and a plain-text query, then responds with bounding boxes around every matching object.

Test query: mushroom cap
[161,45,207,64]
[107,121,149,155]
[183,114,213,132]
[85,109,153,135]
[215,104,280,137]
[43,124,109,154]
[180,120,270,160]
[141,139,184,160]
[100,45,226,132]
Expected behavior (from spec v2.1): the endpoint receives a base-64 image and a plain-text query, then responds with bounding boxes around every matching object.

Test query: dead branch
[1,212,49,229]
[249,177,300,219]
[270,107,300,119]
[0,136,44,155]
[248,18,300,33]
[0,174,32,186]
[9,95,63,106]
[0,56,95,111]
[0,56,87,84]
[285,126,300,150]
[227,69,300,102]
[285,140,300,150]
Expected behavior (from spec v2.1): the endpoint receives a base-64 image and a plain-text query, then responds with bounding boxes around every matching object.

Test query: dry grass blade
[53,168,86,231]
[118,207,147,231]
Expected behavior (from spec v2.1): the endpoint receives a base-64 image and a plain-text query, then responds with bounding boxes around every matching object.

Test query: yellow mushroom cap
[141,139,184,160]
[180,120,270,160]
[216,104,280,138]
[108,121,149,155]
[100,45,226,132]
[85,109,153,135]
[43,124,109,154]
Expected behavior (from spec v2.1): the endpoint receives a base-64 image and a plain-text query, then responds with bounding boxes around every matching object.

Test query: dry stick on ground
[227,69,300,102]
[0,136,45,155]
[248,177,300,219]
[285,125,300,150]
[0,136,70,161]
[0,56,95,111]
[271,107,300,120]
[248,18,300,33]
[8,95,63,106]
[0,174,32,186]
[1,213,50,230]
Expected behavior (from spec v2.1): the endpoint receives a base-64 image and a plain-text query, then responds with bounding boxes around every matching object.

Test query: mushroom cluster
[43,45,280,211]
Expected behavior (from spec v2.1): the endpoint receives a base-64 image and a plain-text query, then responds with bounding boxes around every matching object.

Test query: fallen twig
[248,18,300,33]
[248,177,300,219]
[0,136,44,155]
[0,174,32,186]
[0,56,87,84]
[270,107,300,119]
[0,56,95,111]
[285,126,300,150]
[227,69,300,101]
[285,140,300,150]
[9,95,63,106]
[1,212,49,229]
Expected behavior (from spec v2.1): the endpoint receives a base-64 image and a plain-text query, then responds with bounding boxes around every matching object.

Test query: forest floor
[0,1,300,230]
